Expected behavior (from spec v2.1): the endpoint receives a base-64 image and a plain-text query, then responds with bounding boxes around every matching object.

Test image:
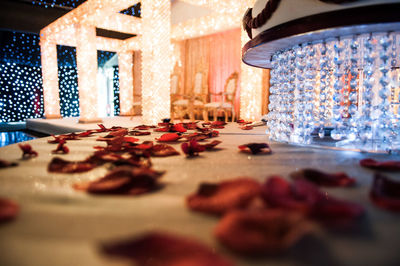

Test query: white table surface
[1,123,400,266]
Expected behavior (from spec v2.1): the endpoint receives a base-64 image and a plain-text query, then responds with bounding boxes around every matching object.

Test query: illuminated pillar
[118,50,134,116]
[240,29,263,121]
[75,24,101,123]
[40,36,61,118]
[141,0,172,125]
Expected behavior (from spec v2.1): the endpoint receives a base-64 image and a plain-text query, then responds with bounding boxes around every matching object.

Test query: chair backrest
[224,72,239,102]
[193,72,203,95]
[171,74,179,95]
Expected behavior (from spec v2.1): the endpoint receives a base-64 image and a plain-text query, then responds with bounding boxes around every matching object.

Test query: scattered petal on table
[129,130,151,136]
[240,125,254,130]
[360,158,400,171]
[0,159,18,168]
[290,168,355,187]
[370,173,400,212]
[171,123,187,133]
[18,143,38,158]
[238,143,272,155]
[202,140,222,150]
[156,133,181,142]
[181,139,206,156]
[0,197,19,222]
[48,157,96,173]
[214,209,312,255]
[151,144,180,157]
[52,139,69,154]
[102,232,234,266]
[187,177,261,215]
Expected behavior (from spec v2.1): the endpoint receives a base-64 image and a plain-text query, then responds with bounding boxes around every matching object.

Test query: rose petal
[48,157,96,173]
[181,139,206,156]
[238,143,272,155]
[0,159,18,168]
[360,158,400,171]
[171,123,187,133]
[18,143,38,158]
[370,173,400,212]
[0,198,19,222]
[186,177,261,215]
[240,125,254,130]
[202,140,222,150]
[52,140,69,154]
[183,133,209,142]
[214,210,312,255]
[129,130,151,136]
[290,169,355,187]
[183,122,198,130]
[151,144,180,157]
[102,232,233,266]
[77,130,93,137]
[134,125,156,130]
[123,136,139,143]
[156,133,181,142]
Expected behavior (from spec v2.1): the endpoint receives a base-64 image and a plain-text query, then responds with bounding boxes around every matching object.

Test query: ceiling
[0,0,212,39]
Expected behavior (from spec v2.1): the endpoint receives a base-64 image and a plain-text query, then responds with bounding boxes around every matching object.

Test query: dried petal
[370,173,400,212]
[186,177,261,215]
[238,143,272,155]
[360,158,400,171]
[0,159,18,168]
[102,232,233,266]
[0,198,19,222]
[18,143,38,158]
[183,122,198,130]
[240,125,253,130]
[48,157,96,173]
[129,130,151,136]
[214,210,311,255]
[261,176,364,226]
[52,139,69,154]
[183,133,209,142]
[181,139,206,156]
[171,123,187,133]
[290,169,355,187]
[123,136,139,143]
[77,130,93,137]
[156,133,181,142]
[151,144,180,157]
[134,125,156,130]
[202,140,222,150]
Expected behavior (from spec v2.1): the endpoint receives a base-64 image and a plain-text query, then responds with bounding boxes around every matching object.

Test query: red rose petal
[183,133,209,142]
[52,139,69,154]
[18,143,38,158]
[156,133,181,142]
[214,209,312,255]
[77,130,93,137]
[240,125,254,130]
[48,157,96,173]
[102,232,233,266]
[370,173,400,212]
[129,130,151,136]
[151,144,180,157]
[123,136,139,143]
[360,158,400,171]
[202,140,222,150]
[181,139,206,156]
[171,123,187,133]
[0,159,18,168]
[134,125,156,130]
[0,198,19,222]
[238,143,272,155]
[261,176,364,226]
[186,177,261,215]
[183,122,198,130]
[290,169,356,187]
[74,166,164,195]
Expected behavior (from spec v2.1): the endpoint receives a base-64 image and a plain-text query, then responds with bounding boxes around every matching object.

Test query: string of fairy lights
[0,0,142,123]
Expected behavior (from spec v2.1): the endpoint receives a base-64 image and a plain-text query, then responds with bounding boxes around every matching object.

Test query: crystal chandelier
[243,2,400,153]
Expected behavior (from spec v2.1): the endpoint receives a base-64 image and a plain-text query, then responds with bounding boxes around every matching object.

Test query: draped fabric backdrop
[179,28,242,117]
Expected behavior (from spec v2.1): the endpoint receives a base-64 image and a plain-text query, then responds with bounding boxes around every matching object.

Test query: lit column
[118,50,134,116]
[240,29,263,121]
[75,24,101,123]
[141,0,172,125]
[40,36,61,118]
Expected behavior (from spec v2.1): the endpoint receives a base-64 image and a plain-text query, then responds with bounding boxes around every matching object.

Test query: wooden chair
[203,72,238,122]
[172,70,207,121]
[170,72,187,121]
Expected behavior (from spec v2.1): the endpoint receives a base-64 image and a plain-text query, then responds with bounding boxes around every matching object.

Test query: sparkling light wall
[118,50,134,116]
[141,0,172,124]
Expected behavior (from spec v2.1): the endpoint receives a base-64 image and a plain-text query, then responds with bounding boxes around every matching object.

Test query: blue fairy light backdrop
[0,1,141,122]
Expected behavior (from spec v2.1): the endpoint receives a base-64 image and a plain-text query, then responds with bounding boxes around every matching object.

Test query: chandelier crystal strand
[318,42,329,138]
[304,43,316,143]
[278,51,290,141]
[292,44,307,143]
[347,36,360,141]
[267,53,279,140]
[359,34,377,145]
[377,32,393,149]
[331,38,345,140]
[286,49,296,141]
